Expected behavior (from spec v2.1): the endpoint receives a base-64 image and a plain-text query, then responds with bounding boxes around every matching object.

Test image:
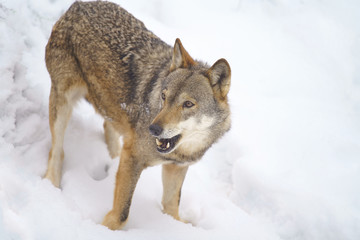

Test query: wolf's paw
[162,209,190,225]
[44,171,61,188]
[102,210,127,230]
[177,217,191,224]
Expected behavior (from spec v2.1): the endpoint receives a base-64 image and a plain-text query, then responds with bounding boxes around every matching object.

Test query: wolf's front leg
[102,140,143,230]
[161,163,189,222]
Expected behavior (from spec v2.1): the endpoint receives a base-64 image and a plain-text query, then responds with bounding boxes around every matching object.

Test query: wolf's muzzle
[154,134,181,153]
[149,124,181,153]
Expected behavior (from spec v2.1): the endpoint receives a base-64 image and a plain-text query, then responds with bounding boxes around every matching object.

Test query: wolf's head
[149,39,231,157]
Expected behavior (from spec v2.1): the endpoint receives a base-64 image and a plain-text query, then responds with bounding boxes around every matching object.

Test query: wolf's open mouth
[155,134,181,153]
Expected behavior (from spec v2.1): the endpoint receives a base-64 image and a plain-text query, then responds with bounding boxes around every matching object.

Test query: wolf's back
[46,1,173,114]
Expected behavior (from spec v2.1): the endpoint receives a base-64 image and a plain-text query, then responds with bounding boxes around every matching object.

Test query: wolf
[44,1,231,230]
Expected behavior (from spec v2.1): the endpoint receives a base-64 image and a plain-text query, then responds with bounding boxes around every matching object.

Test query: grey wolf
[44,1,231,230]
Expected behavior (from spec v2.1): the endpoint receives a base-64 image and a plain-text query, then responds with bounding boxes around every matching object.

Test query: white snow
[1,0,360,239]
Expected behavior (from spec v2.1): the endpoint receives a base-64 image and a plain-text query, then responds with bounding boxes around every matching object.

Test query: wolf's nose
[149,124,163,136]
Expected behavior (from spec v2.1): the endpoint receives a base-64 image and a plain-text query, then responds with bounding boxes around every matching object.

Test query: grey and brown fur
[44,1,231,230]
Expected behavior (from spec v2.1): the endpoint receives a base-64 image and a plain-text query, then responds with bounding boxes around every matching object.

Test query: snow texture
[1,0,360,239]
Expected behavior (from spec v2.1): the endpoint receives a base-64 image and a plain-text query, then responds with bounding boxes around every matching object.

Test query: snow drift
[1,0,360,239]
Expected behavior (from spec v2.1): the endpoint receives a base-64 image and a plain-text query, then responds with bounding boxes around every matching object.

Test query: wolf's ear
[206,59,231,99]
[170,38,196,71]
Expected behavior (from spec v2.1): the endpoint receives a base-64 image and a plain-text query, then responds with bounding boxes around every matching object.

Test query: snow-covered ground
[1,0,360,239]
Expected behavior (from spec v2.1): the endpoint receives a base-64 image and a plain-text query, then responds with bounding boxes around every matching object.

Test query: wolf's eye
[183,101,194,108]
[161,92,166,100]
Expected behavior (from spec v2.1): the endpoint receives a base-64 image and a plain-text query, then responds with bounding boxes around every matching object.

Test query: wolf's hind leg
[44,87,72,187]
[162,163,189,221]
[104,121,121,159]
[45,85,86,187]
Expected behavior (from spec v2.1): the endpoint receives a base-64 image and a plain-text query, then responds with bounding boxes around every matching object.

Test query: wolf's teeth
[166,142,170,149]
[156,138,162,146]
